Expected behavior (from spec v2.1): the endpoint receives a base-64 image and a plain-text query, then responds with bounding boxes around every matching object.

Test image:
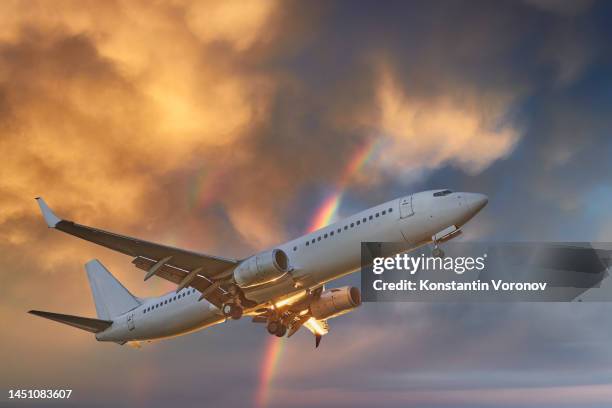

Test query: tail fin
[28,310,112,333]
[85,259,140,319]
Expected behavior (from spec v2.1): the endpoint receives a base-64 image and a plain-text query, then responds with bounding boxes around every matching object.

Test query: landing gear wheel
[267,321,281,335]
[275,324,287,337]
[222,303,243,320]
[432,247,445,258]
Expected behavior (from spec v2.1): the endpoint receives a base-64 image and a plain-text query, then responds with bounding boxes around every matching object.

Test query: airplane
[29,189,487,347]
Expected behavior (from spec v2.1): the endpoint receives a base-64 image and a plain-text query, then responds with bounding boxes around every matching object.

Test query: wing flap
[132,256,230,307]
[304,318,329,335]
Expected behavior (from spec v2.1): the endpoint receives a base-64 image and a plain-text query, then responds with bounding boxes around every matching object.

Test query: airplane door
[399,196,414,218]
[127,312,135,331]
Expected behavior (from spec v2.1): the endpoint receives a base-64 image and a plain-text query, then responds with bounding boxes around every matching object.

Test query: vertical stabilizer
[85,260,140,319]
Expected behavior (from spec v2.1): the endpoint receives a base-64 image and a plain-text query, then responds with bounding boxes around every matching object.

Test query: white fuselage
[96,190,487,343]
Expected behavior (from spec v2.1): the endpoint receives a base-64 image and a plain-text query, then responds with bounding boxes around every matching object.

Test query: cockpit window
[433,190,452,197]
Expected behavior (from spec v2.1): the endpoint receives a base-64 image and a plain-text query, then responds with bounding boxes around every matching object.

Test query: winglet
[35,197,62,228]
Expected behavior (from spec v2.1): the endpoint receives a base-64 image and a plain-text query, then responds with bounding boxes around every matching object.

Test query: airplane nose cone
[469,193,488,213]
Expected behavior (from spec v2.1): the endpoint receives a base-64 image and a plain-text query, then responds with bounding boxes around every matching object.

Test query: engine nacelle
[233,249,290,288]
[310,286,361,320]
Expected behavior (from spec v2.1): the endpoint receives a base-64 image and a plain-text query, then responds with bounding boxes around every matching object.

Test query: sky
[2,0,612,407]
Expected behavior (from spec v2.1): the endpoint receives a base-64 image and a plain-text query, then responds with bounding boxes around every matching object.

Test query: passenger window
[337,228,341,233]
[350,223,354,227]
[369,215,373,220]
[382,210,386,215]
[376,212,379,217]
[312,238,315,244]
[330,231,334,236]
[293,246,297,251]
[324,233,328,238]
[317,236,321,241]
[306,241,309,246]
[344,226,348,230]
[363,217,367,223]
[356,220,360,225]
[389,208,393,212]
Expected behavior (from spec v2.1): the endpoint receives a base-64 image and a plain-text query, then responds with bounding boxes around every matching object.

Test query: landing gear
[432,246,445,258]
[275,325,287,337]
[267,320,280,335]
[266,320,287,337]
[221,283,256,320]
[432,238,445,258]
[222,303,243,320]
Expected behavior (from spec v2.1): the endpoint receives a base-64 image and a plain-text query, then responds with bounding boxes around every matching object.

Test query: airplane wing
[35,198,237,307]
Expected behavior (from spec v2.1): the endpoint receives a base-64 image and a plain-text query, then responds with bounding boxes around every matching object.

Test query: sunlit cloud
[369,64,520,178]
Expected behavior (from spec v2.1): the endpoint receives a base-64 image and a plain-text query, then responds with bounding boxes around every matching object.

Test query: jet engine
[233,249,290,288]
[309,286,361,320]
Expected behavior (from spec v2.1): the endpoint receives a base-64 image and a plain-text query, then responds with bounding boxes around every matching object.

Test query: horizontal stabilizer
[29,310,112,333]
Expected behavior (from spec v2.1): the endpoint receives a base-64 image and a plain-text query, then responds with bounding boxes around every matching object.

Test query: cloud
[0,1,282,249]
[1,1,611,407]
[184,0,278,51]
[523,0,595,16]
[271,383,612,408]
[367,64,520,178]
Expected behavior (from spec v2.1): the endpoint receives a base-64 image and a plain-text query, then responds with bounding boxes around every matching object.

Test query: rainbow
[255,335,285,408]
[188,165,227,211]
[307,138,379,231]
[254,138,379,407]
